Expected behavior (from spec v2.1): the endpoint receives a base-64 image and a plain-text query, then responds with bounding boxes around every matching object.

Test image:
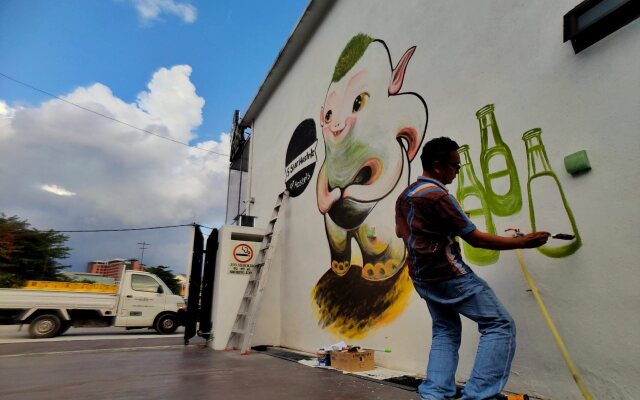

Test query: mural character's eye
[352,92,369,113]
[324,110,332,124]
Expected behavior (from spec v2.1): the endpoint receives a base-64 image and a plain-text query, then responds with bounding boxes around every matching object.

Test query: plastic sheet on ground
[297,357,416,379]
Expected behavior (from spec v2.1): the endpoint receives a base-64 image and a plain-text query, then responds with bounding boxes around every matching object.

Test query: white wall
[244,1,640,399]
[210,225,269,350]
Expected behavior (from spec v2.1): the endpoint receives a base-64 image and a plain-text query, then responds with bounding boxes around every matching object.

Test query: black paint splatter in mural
[285,119,318,197]
[312,265,412,337]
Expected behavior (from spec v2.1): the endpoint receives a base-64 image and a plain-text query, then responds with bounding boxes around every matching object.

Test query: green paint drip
[523,128,582,258]
[332,33,373,82]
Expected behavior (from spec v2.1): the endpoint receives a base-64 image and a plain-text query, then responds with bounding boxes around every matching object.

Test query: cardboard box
[329,349,375,372]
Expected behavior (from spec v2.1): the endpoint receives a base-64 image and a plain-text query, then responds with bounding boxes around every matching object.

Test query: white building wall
[243,1,640,399]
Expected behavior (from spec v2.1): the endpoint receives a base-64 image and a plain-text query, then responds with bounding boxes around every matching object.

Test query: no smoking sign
[233,243,254,264]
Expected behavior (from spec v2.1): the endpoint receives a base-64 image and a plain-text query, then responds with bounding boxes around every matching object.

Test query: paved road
[0,327,419,400]
[0,325,185,344]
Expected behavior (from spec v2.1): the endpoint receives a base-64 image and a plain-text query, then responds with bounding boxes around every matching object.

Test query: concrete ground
[0,327,419,400]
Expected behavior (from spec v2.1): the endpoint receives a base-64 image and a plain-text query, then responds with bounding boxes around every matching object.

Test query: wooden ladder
[226,190,289,354]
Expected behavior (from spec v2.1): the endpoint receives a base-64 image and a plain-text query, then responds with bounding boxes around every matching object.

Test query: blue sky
[0,0,308,274]
[1,0,306,143]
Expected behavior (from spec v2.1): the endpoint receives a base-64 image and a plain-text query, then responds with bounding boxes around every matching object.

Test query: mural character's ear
[389,46,416,95]
[397,127,421,161]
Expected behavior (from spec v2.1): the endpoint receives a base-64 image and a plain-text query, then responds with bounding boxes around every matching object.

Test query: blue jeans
[413,273,516,400]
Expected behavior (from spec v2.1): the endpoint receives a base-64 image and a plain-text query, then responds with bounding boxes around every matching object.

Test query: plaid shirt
[395,177,476,282]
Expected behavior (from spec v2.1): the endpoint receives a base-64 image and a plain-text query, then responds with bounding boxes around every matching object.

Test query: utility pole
[137,242,150,263]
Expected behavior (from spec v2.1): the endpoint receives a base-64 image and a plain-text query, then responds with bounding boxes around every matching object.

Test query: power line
[0,72,230,158]
[45,223,196,233]
[40,223,218,233]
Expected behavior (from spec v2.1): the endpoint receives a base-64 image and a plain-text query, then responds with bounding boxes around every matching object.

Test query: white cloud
[0,65,229,273]
[42,184,77,197]
[0,100,15,138]
[137,65,204,141]
[132,0,197,24]
[0,100,15,118]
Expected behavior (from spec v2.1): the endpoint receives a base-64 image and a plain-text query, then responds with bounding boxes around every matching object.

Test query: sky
[0,0,308,275]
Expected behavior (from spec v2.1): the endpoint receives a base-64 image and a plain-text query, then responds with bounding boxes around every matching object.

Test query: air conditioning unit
[239,215,255,227]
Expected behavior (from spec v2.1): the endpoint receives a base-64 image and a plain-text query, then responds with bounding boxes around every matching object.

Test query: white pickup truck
[0,270,186,338]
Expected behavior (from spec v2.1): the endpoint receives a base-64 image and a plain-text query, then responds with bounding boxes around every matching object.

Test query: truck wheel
[155,314,178,334]
[29,314,62,339]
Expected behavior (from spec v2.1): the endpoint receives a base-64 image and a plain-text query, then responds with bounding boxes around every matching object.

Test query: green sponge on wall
[564,150,591,175]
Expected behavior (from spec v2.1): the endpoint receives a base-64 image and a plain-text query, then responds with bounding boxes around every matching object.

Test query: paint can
[317,350,331,367]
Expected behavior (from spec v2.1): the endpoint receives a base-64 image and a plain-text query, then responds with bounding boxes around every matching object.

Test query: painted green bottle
[456,145,499,266]
[476,104,522,216]
[522,128,582,258]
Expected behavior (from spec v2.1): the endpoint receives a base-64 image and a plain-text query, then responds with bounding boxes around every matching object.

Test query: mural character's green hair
[332,33,374,83]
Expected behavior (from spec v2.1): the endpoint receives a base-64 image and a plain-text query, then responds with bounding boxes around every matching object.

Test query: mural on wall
[458,104,582,265]
[311,33,427,338]
[477,104,522,217]
[456,144,500,265]
[522,128,582,257]
[303,34,582,336]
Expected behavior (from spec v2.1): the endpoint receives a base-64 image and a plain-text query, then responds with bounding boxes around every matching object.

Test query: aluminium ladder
[226,190,289,355]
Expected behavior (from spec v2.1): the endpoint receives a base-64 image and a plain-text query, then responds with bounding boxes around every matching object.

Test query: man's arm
[462,229,550,250]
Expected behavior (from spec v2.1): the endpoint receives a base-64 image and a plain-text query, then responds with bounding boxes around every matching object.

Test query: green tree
[145,265,181,295]
[0,214,71,287]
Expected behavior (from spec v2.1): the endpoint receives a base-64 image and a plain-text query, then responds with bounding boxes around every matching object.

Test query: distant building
[62,272,116,285]
[87,259,145,282]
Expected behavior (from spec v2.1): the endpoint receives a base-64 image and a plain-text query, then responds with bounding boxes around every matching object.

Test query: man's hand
[518,232,551,248]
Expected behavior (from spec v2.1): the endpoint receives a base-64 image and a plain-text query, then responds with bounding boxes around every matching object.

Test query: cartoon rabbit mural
[313,34,427,338]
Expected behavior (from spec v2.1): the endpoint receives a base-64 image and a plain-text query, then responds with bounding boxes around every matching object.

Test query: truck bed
[0,289,118,311]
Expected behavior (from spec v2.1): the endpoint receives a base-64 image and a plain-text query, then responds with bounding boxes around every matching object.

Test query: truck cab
[116,271,186,332]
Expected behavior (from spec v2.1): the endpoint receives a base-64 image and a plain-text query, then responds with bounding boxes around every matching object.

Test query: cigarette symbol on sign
[233,244,254,263]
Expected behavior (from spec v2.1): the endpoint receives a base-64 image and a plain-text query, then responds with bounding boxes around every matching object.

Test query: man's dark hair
[420,137,460,171]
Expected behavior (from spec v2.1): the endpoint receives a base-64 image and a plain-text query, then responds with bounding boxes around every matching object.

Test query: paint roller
[346,346,392,353]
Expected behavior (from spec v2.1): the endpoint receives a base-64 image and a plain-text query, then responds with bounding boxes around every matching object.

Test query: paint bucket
[317,350,331,367]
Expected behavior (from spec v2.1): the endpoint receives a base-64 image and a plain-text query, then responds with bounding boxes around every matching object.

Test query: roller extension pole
[514,249,593,400]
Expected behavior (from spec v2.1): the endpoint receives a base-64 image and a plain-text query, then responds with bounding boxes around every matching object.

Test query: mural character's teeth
[331,259,351,276]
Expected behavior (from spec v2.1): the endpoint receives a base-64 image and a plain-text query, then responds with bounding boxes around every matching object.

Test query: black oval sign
[285,119,318,197]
